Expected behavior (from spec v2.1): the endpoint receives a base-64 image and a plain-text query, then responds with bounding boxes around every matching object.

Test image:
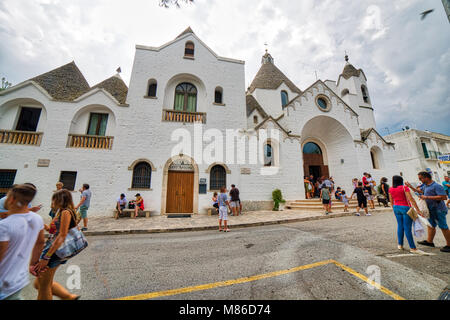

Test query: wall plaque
[169,159,194,172]
[37,159,50,167]
[240,168,251,175]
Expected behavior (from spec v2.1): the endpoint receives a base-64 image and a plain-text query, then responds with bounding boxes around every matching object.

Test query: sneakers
[355,213,361,216]
[418,240,435,247]
[441,246,450,253]
[81,227,88,232]
[366,213,372,216]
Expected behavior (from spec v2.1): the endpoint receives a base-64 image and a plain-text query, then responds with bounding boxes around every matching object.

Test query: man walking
[229,184,241,216]
[406,172,450,253]
[75,184,91,231]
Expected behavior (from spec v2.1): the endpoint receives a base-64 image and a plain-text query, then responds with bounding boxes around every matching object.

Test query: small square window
[59,171,77,191]
[0,169,17,198]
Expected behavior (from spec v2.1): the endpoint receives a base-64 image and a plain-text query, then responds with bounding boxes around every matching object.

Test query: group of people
[211,184,242,232]
[304,175,336,200]
[115,193,144,219]
[0,182,91,300]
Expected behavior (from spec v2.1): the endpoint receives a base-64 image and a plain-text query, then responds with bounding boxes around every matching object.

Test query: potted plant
[272,189,286,211]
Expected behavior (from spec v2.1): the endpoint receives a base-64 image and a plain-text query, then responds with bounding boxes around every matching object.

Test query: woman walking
[388,176,422,253]
[32,189,80,300]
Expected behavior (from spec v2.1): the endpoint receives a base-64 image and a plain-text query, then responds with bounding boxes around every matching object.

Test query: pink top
[389,186,411,207]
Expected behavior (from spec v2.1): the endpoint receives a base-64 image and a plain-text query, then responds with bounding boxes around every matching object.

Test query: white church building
[0,28,400,217]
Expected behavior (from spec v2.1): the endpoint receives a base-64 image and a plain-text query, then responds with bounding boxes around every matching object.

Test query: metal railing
[0,130,43,146]
[163,109,206,124]
[68,134,114,150]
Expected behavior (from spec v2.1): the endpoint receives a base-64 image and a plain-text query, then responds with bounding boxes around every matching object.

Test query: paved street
[22,210,448,300]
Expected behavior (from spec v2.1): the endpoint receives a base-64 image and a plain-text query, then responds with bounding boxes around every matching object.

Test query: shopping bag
[417,199,430,219]
[417,214,432,228]
[413,219,425,238]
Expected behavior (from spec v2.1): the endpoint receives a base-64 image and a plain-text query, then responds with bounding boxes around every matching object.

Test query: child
[212,192,219,214]
[341,190,349,212]
[351,182,370,216]
[320,187,331,215]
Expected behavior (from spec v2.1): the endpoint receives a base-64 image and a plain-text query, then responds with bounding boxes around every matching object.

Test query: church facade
[0,28,399,217]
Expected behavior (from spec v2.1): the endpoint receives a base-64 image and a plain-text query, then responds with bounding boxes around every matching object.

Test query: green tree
[1,77,12,91]
[160,0,194,8]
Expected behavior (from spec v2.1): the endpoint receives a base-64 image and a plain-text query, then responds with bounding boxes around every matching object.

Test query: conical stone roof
[249,52,302,94]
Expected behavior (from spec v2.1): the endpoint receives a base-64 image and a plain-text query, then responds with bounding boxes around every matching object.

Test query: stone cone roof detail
[341,63,362,79]
[30,61,90,101]
[93,74,128,104]
[249,58,302,94]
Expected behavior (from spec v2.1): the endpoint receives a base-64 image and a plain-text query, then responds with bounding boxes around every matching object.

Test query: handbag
[55,210,88,260]
[403,186,418,221]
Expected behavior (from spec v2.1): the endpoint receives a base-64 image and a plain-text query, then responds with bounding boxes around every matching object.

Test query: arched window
[214,87,223,104]
[185,41,195,57]
[303,142,322,155]
[361,85,369,103]
[210,165,226,191]
[253,115,258,124]
[370,151,377,169]
[132,162,152,189]
[264,143,273,167]
[370,146,384,169]
[174,82,197,112]
[281,91,289,107]
[147,79,157,97]
[341,89,349,97]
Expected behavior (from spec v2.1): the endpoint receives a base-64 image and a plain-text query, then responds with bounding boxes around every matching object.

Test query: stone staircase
[285,198,359,211]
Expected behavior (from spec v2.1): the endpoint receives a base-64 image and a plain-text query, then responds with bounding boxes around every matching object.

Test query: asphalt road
[21,210,448,300]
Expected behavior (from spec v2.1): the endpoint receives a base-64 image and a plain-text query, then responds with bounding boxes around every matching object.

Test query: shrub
[272,189,286,211]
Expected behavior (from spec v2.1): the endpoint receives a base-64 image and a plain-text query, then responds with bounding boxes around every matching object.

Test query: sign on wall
[439,154,450,164]
[169,159,194,172]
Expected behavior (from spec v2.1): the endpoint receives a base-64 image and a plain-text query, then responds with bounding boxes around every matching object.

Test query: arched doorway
[163,156,198,214]
[302,142,329,180]
[301,115,357,193]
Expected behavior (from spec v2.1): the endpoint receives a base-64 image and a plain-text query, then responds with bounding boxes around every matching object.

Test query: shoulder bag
[403,186,418,221]
[55,209,89,260]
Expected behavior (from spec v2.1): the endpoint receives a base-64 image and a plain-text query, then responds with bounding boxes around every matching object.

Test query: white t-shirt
[0,212,44,299]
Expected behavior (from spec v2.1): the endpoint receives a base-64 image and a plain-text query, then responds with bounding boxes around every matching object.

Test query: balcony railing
[68,134,114,150]
[163,109,206,124]
[425,150,442,160]
[0,130,43,146]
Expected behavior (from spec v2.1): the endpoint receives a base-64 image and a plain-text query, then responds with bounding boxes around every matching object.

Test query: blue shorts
[79,206,89,219]
[428,208,448,230]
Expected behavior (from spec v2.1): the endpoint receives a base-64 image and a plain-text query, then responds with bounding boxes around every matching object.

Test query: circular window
[317,98,327,109]
[315,95,331,112]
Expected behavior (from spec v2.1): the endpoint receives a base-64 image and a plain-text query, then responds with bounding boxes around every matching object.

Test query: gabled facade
[0,28,400,217]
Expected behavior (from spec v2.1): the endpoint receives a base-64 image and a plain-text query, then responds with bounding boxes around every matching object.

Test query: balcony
[424,150,442,160]
[163,109,206,124]
[0,130,43,146]
[68,134,114,150]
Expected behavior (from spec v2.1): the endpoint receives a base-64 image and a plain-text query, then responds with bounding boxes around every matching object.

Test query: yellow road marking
[331,260,405,300]
[115,259,405,301]
[115,259,334,300]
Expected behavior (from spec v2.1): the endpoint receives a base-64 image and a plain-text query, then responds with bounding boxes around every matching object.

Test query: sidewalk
[83,207,393,236]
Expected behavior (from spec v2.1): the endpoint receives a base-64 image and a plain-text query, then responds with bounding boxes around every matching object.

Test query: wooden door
[166,171,194,213]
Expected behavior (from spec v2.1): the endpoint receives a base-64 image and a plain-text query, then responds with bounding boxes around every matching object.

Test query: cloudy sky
[1,0,449,135]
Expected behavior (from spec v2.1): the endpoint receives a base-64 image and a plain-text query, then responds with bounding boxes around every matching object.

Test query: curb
[83,208,392,237]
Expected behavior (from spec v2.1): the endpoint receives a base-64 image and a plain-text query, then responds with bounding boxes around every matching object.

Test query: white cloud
[0,0,449,134]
